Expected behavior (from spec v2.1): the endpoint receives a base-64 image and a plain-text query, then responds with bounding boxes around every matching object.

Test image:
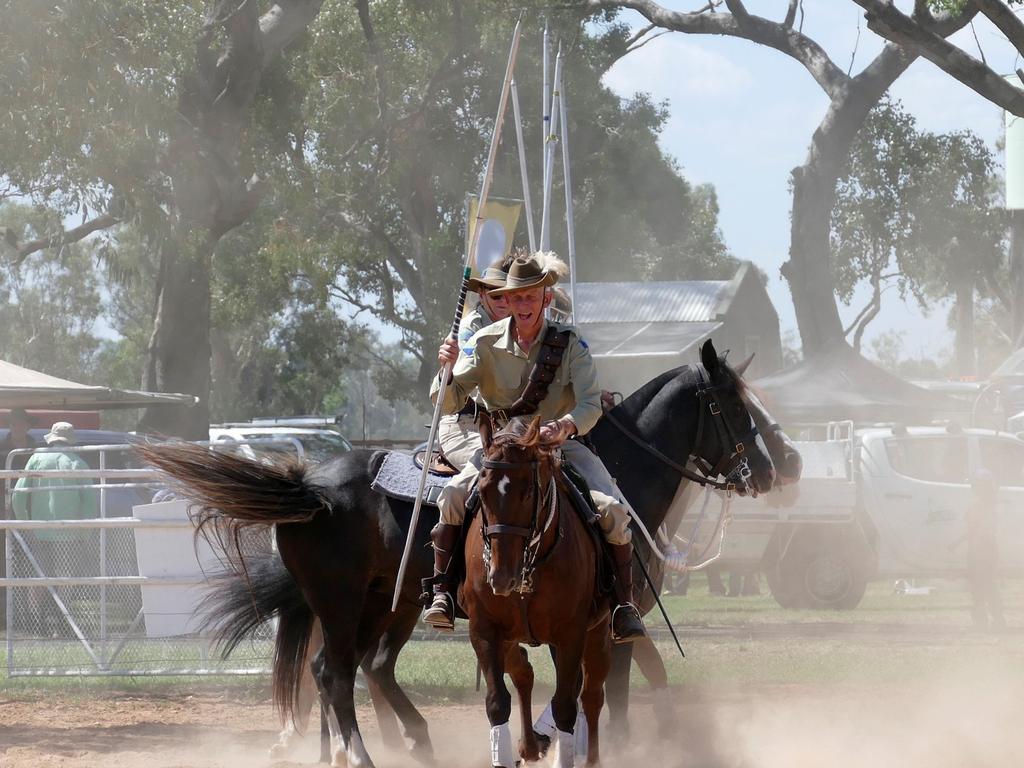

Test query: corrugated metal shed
[578,321,722,357]
[574,280,730,323]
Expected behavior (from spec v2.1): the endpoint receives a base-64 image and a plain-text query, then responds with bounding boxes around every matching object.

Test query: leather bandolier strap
[508,326,572,418]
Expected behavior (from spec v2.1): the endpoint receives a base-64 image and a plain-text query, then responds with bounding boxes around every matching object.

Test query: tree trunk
[138,238,213,440]
[955,278,977,378]
[783,47,913,358]
[785,159,846,354]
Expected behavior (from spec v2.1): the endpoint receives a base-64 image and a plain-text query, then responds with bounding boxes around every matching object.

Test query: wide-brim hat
[487,255,558,296]
[44,421,76,445]
[466,266,508,293]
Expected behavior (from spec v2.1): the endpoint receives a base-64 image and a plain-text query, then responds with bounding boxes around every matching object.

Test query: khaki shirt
[431,317,603,436]
[458,302,493,348]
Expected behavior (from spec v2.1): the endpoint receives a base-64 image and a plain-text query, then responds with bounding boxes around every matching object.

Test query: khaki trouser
[437,414,483,471]
[437,438,632,545]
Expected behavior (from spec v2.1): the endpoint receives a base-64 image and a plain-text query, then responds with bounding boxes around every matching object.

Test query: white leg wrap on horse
[574,700,588,758]
[554,729,575,768]
[533,702,557,739]
[490,722,516,768]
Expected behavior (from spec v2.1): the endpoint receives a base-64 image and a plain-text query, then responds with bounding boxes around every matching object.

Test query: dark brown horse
[464,416,610,768]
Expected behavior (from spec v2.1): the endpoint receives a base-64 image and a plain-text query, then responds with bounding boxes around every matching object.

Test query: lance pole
[511,78,537,252]
[559,74,577,322]
[542,21,550,196]
[540,46,562,251]
[391,19,522,612]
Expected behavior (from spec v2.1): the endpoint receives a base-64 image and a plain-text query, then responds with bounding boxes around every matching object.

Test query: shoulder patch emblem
[461,345,475,357]
[578,337,589,350]
[458,327,473,343]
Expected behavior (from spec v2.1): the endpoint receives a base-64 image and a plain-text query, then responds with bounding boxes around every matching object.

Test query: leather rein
[478,451,561,595]
[602,367,758,492]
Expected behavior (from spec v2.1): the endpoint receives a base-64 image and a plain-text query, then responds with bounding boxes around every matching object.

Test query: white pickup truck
[710,424,1024,609]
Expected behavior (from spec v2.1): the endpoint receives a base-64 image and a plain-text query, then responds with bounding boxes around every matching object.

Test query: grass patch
[4,575,1023,702]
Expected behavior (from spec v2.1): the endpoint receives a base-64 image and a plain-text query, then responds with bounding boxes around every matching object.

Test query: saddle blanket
[371,450,450,507]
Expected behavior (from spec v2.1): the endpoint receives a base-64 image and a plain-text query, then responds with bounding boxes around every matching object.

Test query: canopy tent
[753,343,962,425]
[0,360,197,410]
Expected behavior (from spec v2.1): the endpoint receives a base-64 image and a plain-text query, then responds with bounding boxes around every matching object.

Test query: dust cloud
[4,655,1023,768]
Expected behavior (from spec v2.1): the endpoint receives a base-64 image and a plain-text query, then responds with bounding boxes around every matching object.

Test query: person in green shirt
[11,422,98,635]
[12,421,98,536]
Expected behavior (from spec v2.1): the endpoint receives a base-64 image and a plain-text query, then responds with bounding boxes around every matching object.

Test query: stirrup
[611,602,645,643]
[423,592,455,631]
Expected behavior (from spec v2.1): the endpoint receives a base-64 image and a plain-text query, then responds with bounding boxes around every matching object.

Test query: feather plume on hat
[530,251,573,317]
[533,250,569,279]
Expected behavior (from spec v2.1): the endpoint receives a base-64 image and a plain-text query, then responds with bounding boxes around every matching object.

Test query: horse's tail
[137,441,330,563]
[198,550,316,726]
[138,441,326,725]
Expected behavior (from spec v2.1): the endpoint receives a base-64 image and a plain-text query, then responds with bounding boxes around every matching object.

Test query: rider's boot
[423,523,460,631]
[610,542,646,643]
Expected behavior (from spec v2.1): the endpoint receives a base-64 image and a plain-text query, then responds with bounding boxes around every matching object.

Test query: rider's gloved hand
[437,337,459,367]
[540,417,577,446]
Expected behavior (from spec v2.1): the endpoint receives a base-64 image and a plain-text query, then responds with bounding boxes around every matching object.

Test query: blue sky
[601,0,1018,361]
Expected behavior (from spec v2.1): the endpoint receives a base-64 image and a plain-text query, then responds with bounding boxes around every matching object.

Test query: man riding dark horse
[426,253,647,643]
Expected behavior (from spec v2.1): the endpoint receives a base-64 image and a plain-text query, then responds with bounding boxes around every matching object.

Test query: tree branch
[783,0,799,29]
[851,1,1024,115]
[9,212,120,265]
[259,0,326,65]
[974,0,1024,62]
[582,0,849,97]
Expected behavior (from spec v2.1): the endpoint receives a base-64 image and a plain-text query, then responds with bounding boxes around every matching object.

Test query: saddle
[370,450,453,507]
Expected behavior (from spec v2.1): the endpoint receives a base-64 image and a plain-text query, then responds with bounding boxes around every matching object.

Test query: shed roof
[753,343,962,424]
[574,280,730,323]
[0,359,198,410]
[577,321,722,358]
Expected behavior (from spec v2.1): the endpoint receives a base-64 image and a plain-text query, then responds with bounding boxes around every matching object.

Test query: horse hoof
[408,742,436,766]
[533,732,551,758]
[518,740,541,763]
[268,741,295,760]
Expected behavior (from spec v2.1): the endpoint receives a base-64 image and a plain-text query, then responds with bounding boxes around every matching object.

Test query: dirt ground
[2,676,1023,768]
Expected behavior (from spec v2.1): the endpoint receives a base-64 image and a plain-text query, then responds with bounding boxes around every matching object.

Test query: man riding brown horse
[425,253,647,642]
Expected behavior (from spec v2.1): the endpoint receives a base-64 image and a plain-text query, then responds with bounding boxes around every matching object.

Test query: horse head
[732,353,802,487]
[695,340,775,496]
[477,416,559,597]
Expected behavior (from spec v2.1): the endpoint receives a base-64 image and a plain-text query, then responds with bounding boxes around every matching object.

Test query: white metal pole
[540,48,563,251]
[559,79,577,323]
[542,21,550,197]
[511,78,537,252]
[392,20,523,613]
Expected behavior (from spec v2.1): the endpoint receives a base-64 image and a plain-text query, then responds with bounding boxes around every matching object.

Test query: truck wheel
[793,542,868,610]
[770,536,872,614]
[765,565,804,609]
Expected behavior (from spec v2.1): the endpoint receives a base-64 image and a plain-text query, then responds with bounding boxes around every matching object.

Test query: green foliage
[260,3,734,386]
[0,204,102,379]
[1,2,733,417]
[832,97,1004,350]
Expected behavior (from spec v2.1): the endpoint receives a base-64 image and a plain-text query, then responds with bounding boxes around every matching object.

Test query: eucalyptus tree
[832,99,1003,373]
[581,0,977,357]
[2,1,732,430]
[0,1,326,438]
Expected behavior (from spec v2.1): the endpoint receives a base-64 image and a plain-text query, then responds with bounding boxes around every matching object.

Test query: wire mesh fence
[0,440,303,678]
[3,518,276,677]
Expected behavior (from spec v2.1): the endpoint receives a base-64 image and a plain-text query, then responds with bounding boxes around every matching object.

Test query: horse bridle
[603,366,759,492]
[478,453,560,594]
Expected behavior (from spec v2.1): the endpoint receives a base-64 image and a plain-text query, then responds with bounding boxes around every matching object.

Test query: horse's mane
[493,416,543,449]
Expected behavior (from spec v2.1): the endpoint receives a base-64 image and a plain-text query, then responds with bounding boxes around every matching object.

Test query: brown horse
[463,416,611,768]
